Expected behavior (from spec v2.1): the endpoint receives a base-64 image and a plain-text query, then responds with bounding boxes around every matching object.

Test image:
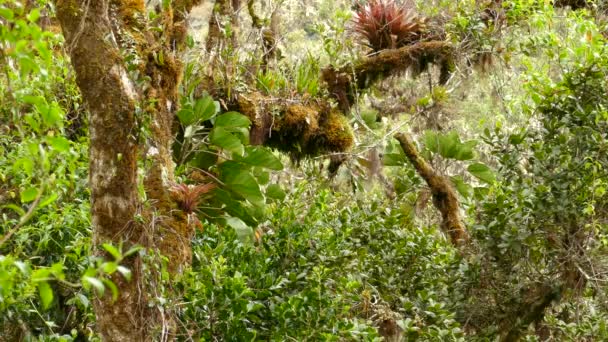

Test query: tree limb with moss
[395,132,468,246]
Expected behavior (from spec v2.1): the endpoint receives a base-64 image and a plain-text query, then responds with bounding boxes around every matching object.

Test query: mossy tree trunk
[54,0,202,340]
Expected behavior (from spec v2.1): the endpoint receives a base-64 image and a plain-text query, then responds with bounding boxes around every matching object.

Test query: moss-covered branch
[234,92,353,161]
[395,132,469,246]
[322,41,454,112]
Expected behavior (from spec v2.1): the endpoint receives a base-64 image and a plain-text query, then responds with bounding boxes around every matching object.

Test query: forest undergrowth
[1,0,608,341]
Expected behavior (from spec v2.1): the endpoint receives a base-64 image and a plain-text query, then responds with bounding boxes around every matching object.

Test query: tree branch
[395,132,469,246]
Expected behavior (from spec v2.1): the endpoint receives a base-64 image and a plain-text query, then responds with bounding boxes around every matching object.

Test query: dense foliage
[2,0,608,341]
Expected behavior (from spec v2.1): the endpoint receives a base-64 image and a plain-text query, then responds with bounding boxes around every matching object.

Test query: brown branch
[322,41,454,112]
[247,0,264,29]
[172,0,206,49]
[395,132,469,246]
[500,283,562,342]
[232,92,353,160]
[206,0,241,51]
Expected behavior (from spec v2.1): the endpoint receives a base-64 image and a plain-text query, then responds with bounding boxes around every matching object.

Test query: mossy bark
[395,132,469,246]
[54,0,200,340]
[233,92,354,161]
[206,0,241,51]
[322,41,454,112]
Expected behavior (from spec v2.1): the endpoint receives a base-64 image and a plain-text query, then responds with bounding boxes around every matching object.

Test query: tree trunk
[54,0,203,340]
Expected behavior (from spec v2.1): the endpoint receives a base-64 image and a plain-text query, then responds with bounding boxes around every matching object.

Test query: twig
[0,186,45,248]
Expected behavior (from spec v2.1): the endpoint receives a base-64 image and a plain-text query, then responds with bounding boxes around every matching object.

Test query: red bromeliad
[353,0,424,52]
[169,182,216,215]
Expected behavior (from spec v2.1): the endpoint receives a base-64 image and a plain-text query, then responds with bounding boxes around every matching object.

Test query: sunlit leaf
[238,147,283,170]
[38,281,53,309]
[210,127,243,154]
[20,187,39,203]
[266,184,286,201]
[102,244,122,260]
[468,163,496,184]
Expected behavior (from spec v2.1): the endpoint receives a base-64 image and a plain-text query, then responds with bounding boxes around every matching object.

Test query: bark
[395,132,469,246]
[206,0,242,51]
[499,283,562,342]
[54,0,202,340]
[322,41,454,112]
[248,0,281,72]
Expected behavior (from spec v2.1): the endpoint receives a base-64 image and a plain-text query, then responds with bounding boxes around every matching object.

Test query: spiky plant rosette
[353,0,424,52]
[169,182,216,230]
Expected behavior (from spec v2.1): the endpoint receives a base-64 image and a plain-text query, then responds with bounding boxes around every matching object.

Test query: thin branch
[0,186,45,248]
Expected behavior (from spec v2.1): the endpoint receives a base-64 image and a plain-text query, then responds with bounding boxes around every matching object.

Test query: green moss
[232,92,353,161]
[282,104,319,137]
[319,110,354,152]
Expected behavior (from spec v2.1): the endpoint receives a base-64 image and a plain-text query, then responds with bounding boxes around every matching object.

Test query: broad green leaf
[3,204,26,216]
[38,281,53,309]
[210,127,243,154]
[48,136,70,152]
[468,163,496,184]
[103,279,119,301]
[215,111,251,129]
[82,276,105,296]
[41,102,63,128]
[509,133,525,145]
[194,95,217,122]
[189,149,219,170]
[20,187,39,203]
[14,158,34,176]
[207,188,258,226]
[266,184,286,201]
[27,9,40,22]
[247,301,265,313]
[39,193,58,208]
[451,176,473,198]
[13,261,29,275]
[438,131,460,159]
[50,263,64,278]
[219,161,264,204]
[24,113,41,133]
[0,8,14,20]
[102,262,118,274]
[124,246,143,257]
[474,186,490,201]
[76,293,90,308]
[22,95,47,109]
[253,168,270,185]
[32,268,51,281]
[424,131,439,153]
[177,106,195,126]
[225,217,254,243]
[239,147,283,170]
[454,140,477,161]
[117,266,132,281]
[229,173,264,204]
